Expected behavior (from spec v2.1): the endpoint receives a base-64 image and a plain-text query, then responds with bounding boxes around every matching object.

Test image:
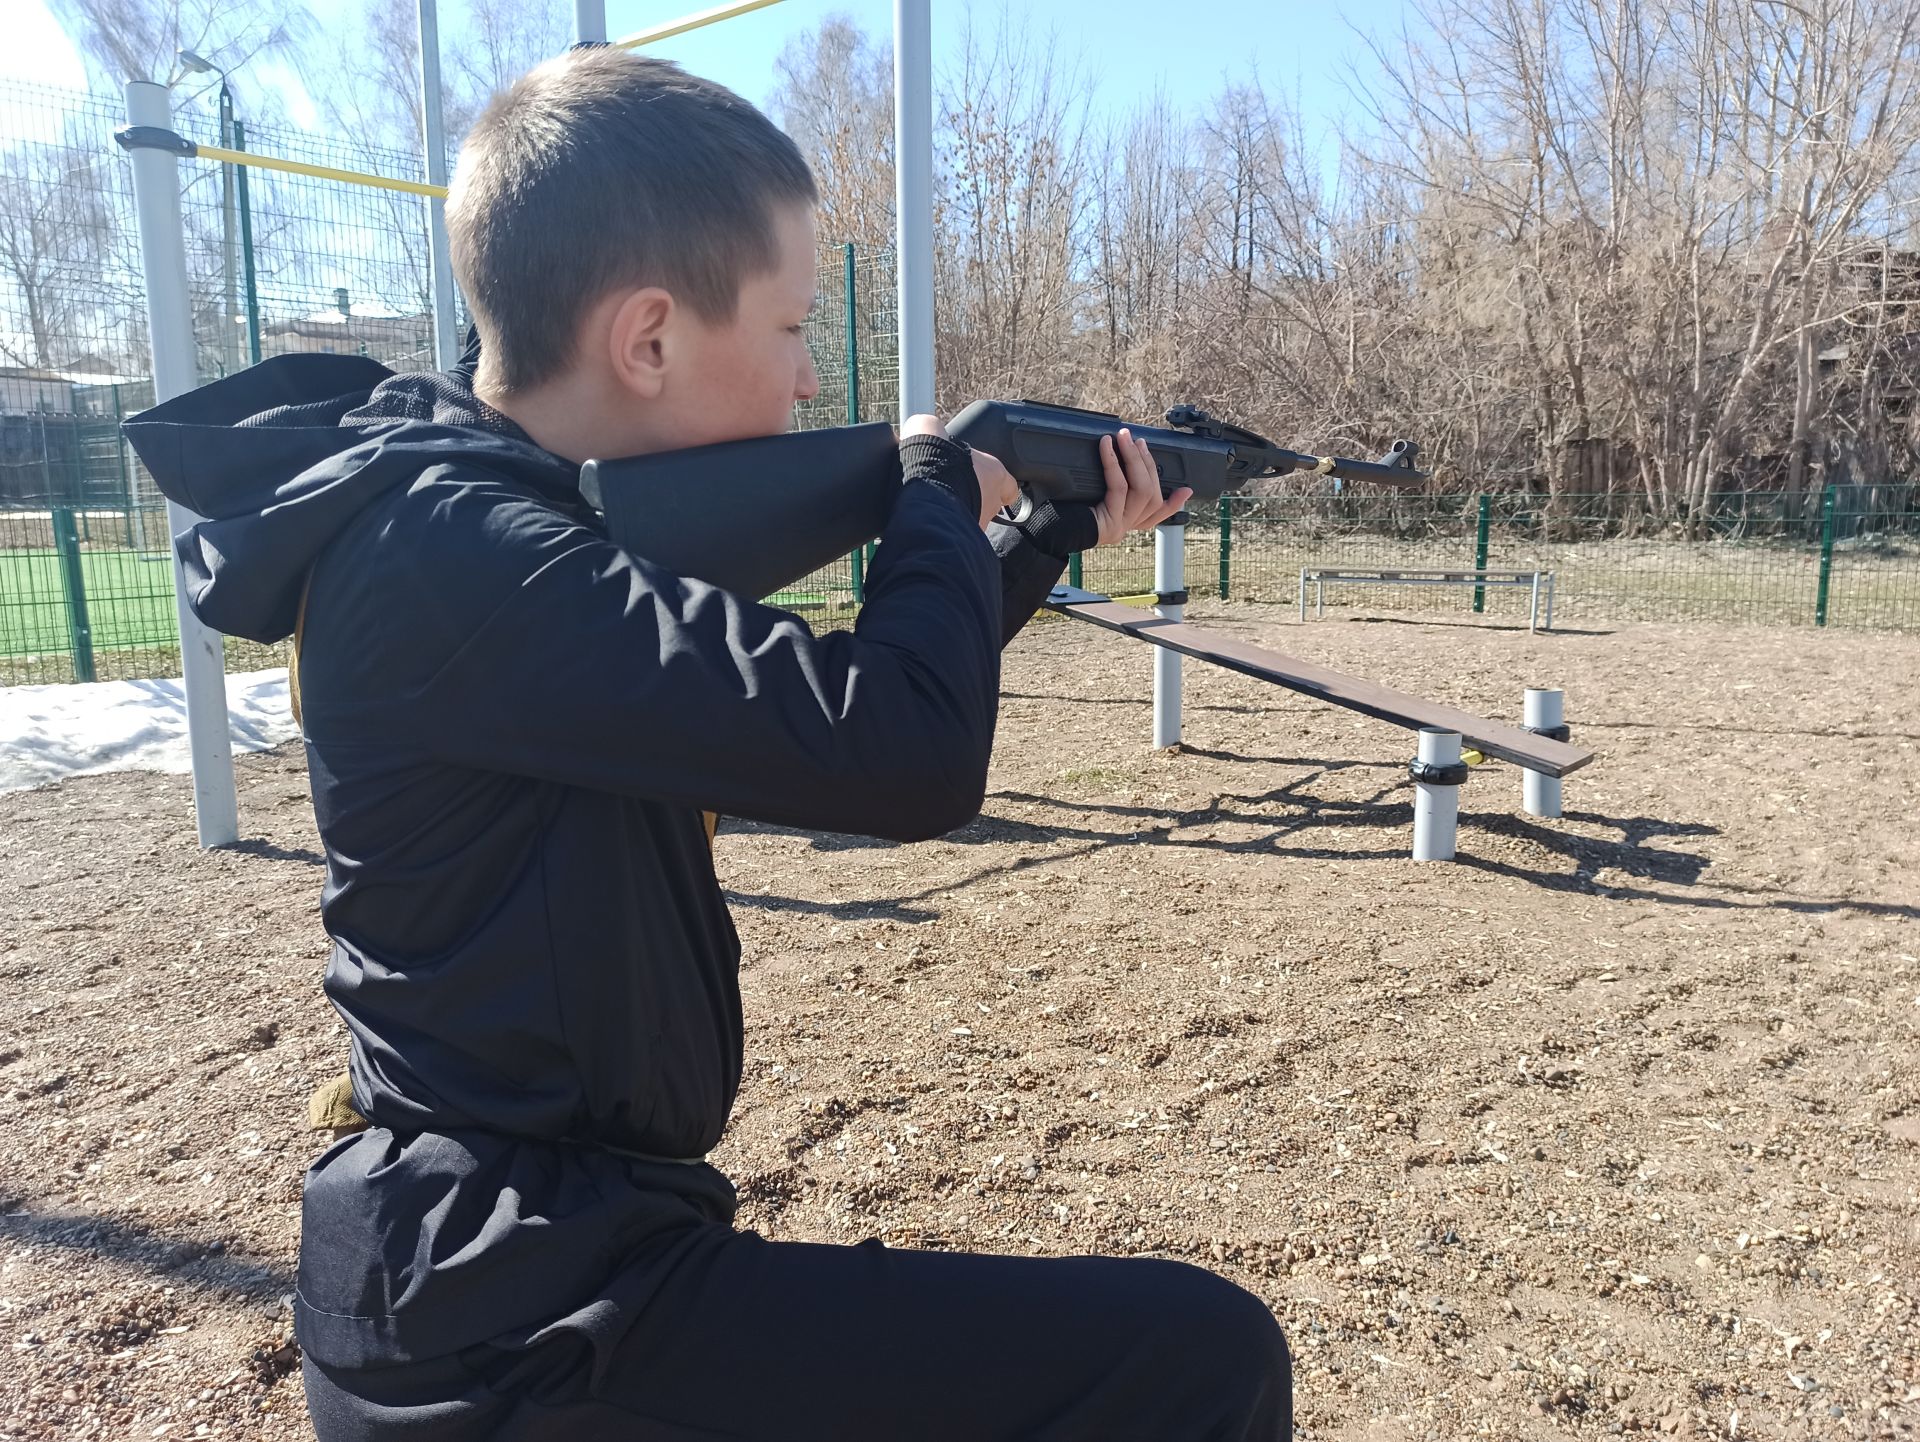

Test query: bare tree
[933,17,1093,407]
[49,0,309,98]
[768,14,895,245]
[0,127,122,370]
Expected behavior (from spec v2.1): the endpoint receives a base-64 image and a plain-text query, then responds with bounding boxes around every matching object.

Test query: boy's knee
[1144,1260,1290,1386]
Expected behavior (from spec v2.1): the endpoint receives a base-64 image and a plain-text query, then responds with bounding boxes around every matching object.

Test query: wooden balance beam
[1042,585,1595,778]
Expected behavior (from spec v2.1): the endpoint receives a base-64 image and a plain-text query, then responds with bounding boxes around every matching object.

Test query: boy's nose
[796,355,821,404]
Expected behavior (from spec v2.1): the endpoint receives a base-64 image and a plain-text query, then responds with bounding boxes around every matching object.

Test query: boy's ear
[606,287,676,400]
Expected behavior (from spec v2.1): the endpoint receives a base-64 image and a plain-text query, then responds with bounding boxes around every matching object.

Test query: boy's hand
[970,449,1020,532]
[1093,428,1191,545]
[900,415,1018,531]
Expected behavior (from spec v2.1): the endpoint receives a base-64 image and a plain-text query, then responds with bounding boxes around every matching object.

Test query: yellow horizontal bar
[189,3,790,197]
[195,143,448,199]
[615,0,786,49]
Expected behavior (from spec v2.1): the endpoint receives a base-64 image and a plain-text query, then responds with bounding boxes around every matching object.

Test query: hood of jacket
[121,352,580,644]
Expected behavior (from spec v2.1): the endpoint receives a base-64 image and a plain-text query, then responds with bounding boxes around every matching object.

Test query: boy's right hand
[901,414,1020,531]
[968,449,1020,531]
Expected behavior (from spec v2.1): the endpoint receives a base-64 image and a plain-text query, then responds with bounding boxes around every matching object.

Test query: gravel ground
[2,604,1916,1441]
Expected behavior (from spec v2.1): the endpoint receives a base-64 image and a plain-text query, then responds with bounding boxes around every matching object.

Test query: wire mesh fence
[4,77,1920,689]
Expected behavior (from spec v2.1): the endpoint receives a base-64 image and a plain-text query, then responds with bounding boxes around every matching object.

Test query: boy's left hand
[1091,429,1190,545]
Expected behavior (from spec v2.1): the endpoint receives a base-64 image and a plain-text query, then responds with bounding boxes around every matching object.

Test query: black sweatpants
[302,1227,1292,1441]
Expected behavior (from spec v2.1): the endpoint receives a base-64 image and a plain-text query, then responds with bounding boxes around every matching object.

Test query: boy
[129,48,1291,1441]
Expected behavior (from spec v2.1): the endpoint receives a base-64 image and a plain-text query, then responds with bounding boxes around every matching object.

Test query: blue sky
[8,0,1408,152]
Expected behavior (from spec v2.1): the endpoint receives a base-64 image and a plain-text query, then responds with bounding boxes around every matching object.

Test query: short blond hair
[447,49,817,392]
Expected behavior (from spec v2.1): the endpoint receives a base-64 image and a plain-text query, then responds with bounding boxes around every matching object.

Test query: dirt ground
[2,604,1917,1441]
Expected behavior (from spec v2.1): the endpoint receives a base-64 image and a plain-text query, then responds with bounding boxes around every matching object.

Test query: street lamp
[176,49,239,377]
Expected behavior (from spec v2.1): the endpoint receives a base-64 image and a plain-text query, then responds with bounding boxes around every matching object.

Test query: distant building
[264,289,432,364]
[0,363,143,415]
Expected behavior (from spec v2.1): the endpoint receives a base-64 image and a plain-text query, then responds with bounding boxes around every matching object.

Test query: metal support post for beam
[1411,728,1463,861]
[417,0,459,370]
[1522,688,1565,819]
[126,80,238,848]
[1153,513,1186,749]
[574,0,608,43]
[893,0,934,419]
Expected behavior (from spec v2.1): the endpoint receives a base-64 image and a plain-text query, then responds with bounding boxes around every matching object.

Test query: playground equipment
[1298,567,1557,632]
[1042,580,1590,861]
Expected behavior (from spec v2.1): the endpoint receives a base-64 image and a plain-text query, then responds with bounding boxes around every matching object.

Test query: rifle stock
[580,421,900,600]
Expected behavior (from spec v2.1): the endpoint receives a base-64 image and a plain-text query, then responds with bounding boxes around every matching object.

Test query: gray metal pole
[893,0,934,418]
[574,0,608,43]
[1411,728,1463,861]
[417,0,460,370]
[1152,516,1185,749]
[125,80,238,848]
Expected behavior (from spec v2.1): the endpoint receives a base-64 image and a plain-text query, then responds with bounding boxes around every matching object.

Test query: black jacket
[124,355,1066,1367]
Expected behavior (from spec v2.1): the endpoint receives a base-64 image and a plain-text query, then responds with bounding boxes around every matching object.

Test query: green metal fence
[1196,485,1920,631]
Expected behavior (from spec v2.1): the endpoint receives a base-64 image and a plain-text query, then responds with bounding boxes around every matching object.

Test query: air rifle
[580,400,1425,598]
[947,400,1423,520]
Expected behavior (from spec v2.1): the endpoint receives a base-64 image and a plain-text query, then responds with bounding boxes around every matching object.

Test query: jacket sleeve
[313,447,1002,842]
[989,520,1069,647]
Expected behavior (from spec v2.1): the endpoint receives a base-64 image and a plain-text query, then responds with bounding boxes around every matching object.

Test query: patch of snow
[0,668,297,795]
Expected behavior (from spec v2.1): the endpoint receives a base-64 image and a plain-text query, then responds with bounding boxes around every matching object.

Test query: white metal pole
[893,0,934,418]
[126,81,238,849]
[417,0,459,370]
[574,0,608,43]
[1411,727,1462,861]
[1152,515,1185,749]
[1523,687,1564,819]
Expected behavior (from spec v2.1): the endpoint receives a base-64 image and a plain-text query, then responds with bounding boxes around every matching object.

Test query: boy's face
[648,202,823,450]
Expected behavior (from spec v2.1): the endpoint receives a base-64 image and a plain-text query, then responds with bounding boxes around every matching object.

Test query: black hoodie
[124,353,1063,1368]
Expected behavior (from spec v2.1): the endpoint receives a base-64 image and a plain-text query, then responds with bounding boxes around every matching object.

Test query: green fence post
[1068,552,1082,589]
[234,119,263,366]
[1472,493,1491,613]
[1217,494,1232,600]
[110,384,133,546]
[1814,484,1836,627]
[52,506,95,683]
[850,544,865,604]
[843,243,860,424]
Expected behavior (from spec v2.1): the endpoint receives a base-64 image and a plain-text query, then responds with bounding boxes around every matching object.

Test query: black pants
[303,1229,1292,1441]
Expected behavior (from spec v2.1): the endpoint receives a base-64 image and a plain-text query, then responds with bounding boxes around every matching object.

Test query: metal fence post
[894,0,934,418]
[418,0,460,369]
[52,506,96,683]
[233,119,262,365]
[1068,552,1082,589]
[125,79,239,847]
[1472,493,1491,612]
[1815,484,1837,627]
[1217,494,1232,600]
